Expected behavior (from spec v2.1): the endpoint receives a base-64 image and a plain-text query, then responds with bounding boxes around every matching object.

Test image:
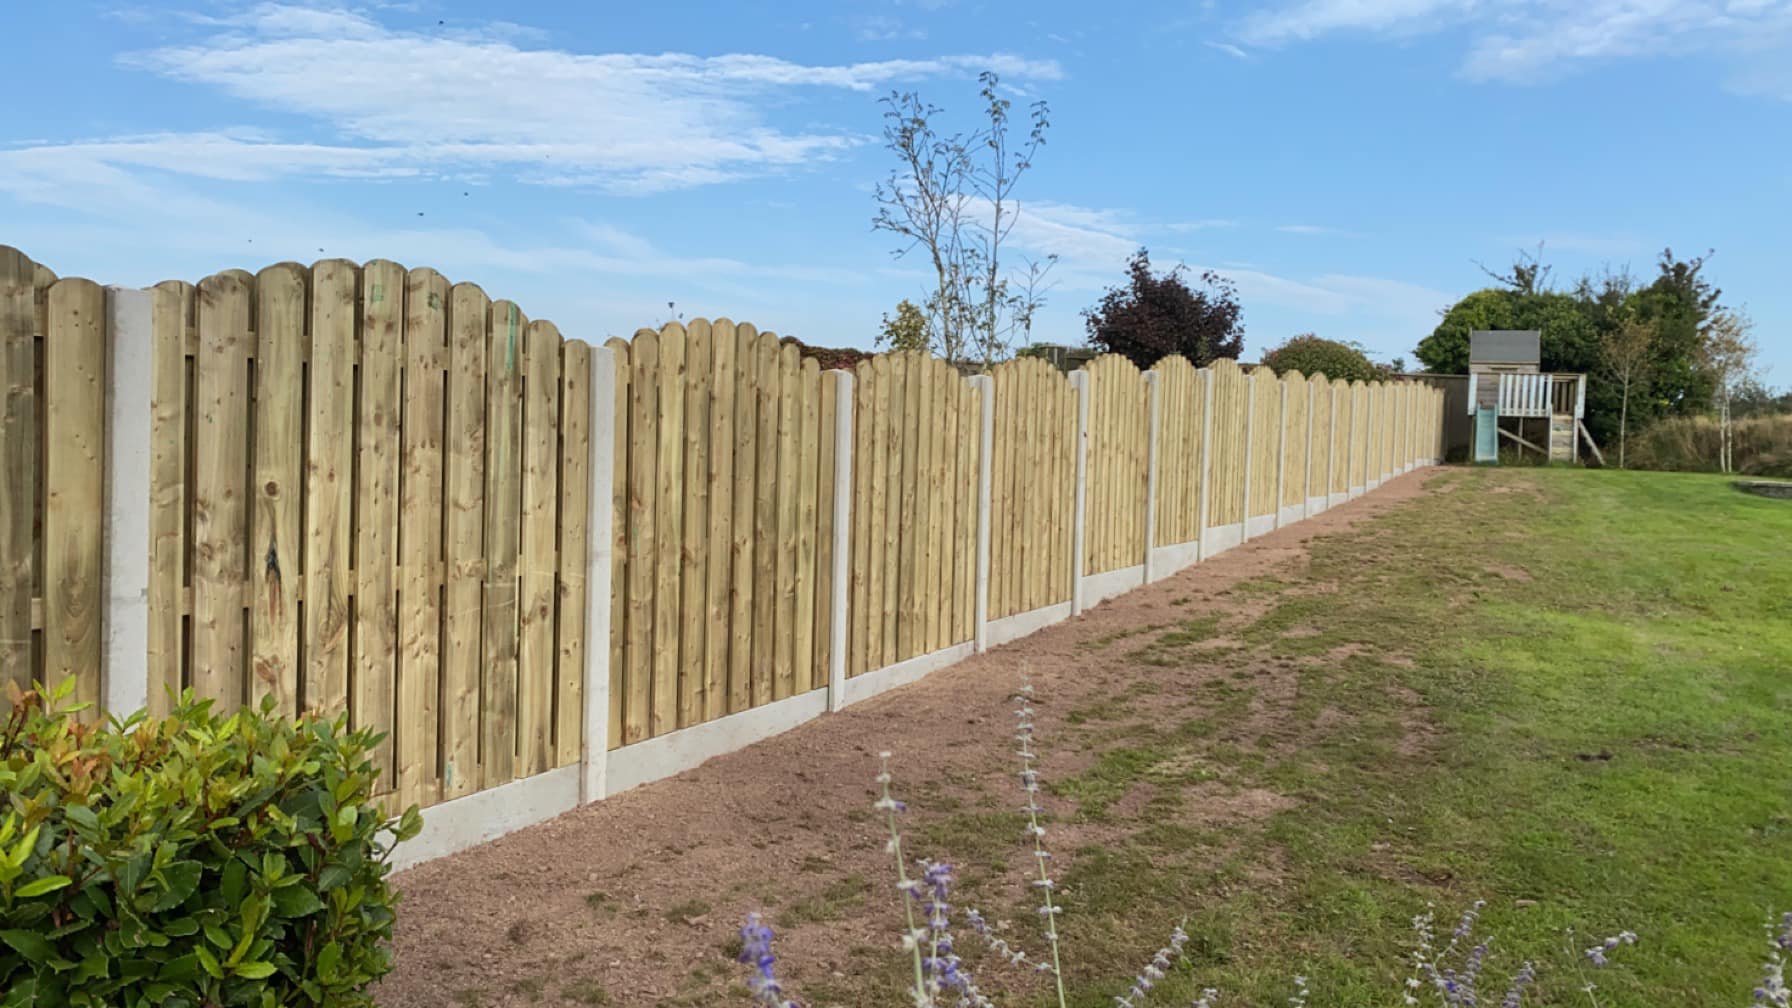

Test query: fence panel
[848,351,977,673]
[1083,353,1148,575]
[1308,373,1334,500]
[1151,356,1205,548]
[1280,370,1309,509]
[1249,370,1279,520]
[1206,360,1247,527]
[990,357,1076,619]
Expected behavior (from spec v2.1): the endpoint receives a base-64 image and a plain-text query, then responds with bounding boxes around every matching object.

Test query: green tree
[878,299,929,353]
[1415,249,1724,449]
[1260,333,1379,383]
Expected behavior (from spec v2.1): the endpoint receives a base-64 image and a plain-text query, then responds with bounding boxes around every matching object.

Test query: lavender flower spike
[739,914,801,1008]
[1115,924,1190,1007]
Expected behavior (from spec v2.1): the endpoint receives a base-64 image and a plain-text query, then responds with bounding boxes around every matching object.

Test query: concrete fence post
[580,344,618,803]
[1069,369,1090,615]
[828,369,854,706]
[970,374,993,652]
[103,287,153,718]
[1196,368,1215,561]
[1273,378,1287,530]
[1142,371,1160,581]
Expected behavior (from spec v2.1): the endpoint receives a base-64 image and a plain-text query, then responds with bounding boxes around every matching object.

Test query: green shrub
[1259,334,1380,383]
[0,680,420,1007]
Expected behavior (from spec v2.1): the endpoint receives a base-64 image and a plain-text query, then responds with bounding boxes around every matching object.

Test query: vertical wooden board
[192,269,253,710]
[793,358,820,692]
[899,354,925,660]
[811,369,836,689]
[877,355,900,668]
[919,363,943,653]
[651,324,686,734]
[703,321,737,719]
[930,370,954,649]
[304,261,358,719]
[42,279,106,710]
[355,261,404,790]
[442,283,491,793]
[863,357,887,670]
[517,320,562,775]
[988,365,1009,619]
[249,265,306,716]
[480,300,526,785]
[772,343,801,700]
[624,330,659,742]
[604,336,631,749]
[556,339,591,767]
[750,331,780,705]
[678,321,711,726]
[958,381,977,640]
[397,268,448,803]
[1023,365,1039,607]
[727,325,758,709]
[848,359,872,676]
[146,281,192,713]
[0,248,34,694]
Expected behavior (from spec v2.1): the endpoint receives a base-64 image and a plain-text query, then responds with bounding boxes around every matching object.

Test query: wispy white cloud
[1,2,1061,201]
[1235,0,1792,88]
[856,14,927,40]
[1203,40,1251,59]
[1276,223,1341,235]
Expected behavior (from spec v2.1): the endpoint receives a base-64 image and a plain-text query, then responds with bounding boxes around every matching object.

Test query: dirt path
[379,472,1436,1008]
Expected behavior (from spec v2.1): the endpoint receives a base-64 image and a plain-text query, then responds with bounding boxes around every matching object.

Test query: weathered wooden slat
[849,359,872,677]
[701,322,736,715]
[147,280,193,713]
[624,329,659,743]
[793,357,820,694]
[726,324,757,712]
[651,323,686,734]
[0,248,40,695]
[250,264,305,716]
[896,354,922,660]
[678,322,711,726]
[304,260,357,720]
[915,360,939,654]
[355,260,404,791]
[771,341,800,700]
[480,300,526,783]
[557,339,591,766]
[604,336,631,748]
[441,282,491,793]
[42,279,107,710]
[811,368,836,689]
[397,267,448,806]
[517,319,561,774]
[750,331,779,706]
[192,269,253,709]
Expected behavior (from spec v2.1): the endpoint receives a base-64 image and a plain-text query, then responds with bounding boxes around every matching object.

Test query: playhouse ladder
[1548,412,1575,462]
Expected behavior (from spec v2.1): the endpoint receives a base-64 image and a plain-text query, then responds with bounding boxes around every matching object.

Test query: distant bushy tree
[878,299,929,353]
[1260,334,1378,382]
[1082,248,1243,369]
[1415,248,1729,448]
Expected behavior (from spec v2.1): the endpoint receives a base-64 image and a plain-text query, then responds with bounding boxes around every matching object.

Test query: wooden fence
[0,243,1447,839]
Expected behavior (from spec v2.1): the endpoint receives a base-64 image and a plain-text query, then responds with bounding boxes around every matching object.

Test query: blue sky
[3,0,1788,382]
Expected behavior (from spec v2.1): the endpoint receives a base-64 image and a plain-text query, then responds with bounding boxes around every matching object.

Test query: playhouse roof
[1469,330,1540,367]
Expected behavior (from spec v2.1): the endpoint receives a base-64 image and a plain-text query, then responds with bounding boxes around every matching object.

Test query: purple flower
[738,914,800,1008]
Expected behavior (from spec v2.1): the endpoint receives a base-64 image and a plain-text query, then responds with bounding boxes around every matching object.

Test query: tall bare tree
[1601,315,1657,468]
[1701,309,1759,472]
[873,72,1052,367]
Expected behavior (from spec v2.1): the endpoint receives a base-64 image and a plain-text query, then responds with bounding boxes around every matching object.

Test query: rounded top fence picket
[0,243,1446,823]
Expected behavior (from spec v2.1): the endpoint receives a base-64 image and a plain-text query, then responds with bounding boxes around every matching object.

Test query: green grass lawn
[1018,468,1792,1007]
